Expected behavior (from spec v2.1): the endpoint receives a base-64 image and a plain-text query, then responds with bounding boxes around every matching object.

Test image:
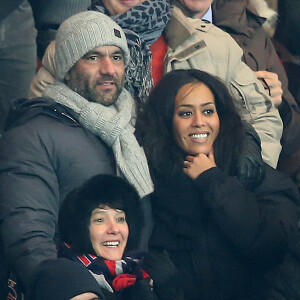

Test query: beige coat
[29,5,283,168]
[163,5,283,168]
[28,41,56,99]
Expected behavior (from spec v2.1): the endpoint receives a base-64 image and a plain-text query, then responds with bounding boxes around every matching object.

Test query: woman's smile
[173,82,220,156]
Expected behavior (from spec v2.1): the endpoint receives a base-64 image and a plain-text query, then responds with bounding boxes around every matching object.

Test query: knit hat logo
[114,29,121,38]
[55,11,130,81]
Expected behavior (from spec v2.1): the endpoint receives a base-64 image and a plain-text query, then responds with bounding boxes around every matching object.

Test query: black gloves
[141,250,184,300]
[236,122,265,190]
[122,277,157,300]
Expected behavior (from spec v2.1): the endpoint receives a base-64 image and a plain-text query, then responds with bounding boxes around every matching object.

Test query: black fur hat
[58,174,144,256]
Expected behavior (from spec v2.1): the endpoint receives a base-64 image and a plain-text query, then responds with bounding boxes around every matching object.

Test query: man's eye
[87,55,98,61]
[113,55,123,61]
[117,217,126,223]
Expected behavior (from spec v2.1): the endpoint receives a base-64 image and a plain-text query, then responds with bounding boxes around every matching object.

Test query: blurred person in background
[0,0,36,135]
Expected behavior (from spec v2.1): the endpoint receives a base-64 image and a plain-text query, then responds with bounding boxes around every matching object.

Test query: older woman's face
[179,0,213,18]
[89,205,129,260]
[173,82,220,156]
[102,0,146,15]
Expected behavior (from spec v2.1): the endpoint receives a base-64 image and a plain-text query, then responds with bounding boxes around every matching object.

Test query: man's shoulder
[5,97,79,132]
[0,97,113,168]
[167,6,239,50]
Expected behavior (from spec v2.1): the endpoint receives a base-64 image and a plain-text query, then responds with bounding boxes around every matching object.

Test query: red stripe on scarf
[78,255,92,266]
[105,260,117,276]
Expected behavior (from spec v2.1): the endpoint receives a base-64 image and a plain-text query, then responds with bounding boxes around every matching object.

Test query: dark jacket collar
[5,97,79,131]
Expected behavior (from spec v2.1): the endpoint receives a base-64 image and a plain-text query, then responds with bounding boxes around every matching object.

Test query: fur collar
[247,0,277,21]
[247,0,277,34]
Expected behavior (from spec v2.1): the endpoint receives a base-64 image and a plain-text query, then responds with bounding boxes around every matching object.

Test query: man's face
[180,0,213,18]
[65,45,125,106]
[102,0,146,15]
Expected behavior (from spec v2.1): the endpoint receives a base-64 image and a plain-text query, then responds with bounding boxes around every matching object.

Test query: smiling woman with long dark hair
[137,69,300,300]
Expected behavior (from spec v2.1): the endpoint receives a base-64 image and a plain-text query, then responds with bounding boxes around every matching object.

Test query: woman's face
[89,205,129,260]
[173,82,220,156]
[102,0,146,15]
[179,0,213,18]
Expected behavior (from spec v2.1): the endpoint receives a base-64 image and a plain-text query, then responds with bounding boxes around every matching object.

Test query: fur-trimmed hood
[247,0,277,33]
[58,174,144,256]
[212,0,277,37]
[248,0,277,21]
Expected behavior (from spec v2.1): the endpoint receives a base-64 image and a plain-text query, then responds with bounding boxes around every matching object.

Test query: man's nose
[99,57,116,76]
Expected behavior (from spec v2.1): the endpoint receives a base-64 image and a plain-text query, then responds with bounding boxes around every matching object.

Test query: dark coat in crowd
[0,0,23,20]
[274,0,300,57]
[149,164,300,300]
[0,97,116,291]
[212,0,300,159]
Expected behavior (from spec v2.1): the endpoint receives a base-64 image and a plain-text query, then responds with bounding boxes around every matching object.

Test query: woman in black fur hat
[58,174,144,258]
[33,174,182,300]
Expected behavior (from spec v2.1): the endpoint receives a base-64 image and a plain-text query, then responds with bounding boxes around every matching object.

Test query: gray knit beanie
[55,11,130,81]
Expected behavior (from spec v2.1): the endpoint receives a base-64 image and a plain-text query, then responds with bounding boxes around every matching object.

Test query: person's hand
[255,71,283,107]
[183,150,216,179]
[70,292,100,300]
[142,250,178,287]
[236,124,265,190]
[122,277,156,300]
[141,250,182,300]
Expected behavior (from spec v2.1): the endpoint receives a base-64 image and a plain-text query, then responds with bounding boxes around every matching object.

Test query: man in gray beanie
[0,10,153,298]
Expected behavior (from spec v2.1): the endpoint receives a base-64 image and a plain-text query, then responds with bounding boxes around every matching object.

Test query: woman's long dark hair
[136,69,245,179]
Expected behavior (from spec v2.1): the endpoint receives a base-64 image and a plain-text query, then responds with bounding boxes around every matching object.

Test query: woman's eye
[203,109,214,115]
[178,111,192,117]
[117,217,126,223]
[94,218,103,223]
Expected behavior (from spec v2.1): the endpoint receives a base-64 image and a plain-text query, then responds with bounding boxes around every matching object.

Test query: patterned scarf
[59,242,150,293]
[89,0,171,102]
[44,82,154,198]
[89,0,171,46]
[123,29,153,103]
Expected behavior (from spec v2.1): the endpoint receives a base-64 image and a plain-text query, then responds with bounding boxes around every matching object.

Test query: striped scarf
[60,242,150,292]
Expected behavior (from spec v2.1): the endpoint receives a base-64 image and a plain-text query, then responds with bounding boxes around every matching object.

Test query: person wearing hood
[31,174,182,300]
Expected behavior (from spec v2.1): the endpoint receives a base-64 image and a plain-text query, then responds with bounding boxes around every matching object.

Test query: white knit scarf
[44,82,153,197]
